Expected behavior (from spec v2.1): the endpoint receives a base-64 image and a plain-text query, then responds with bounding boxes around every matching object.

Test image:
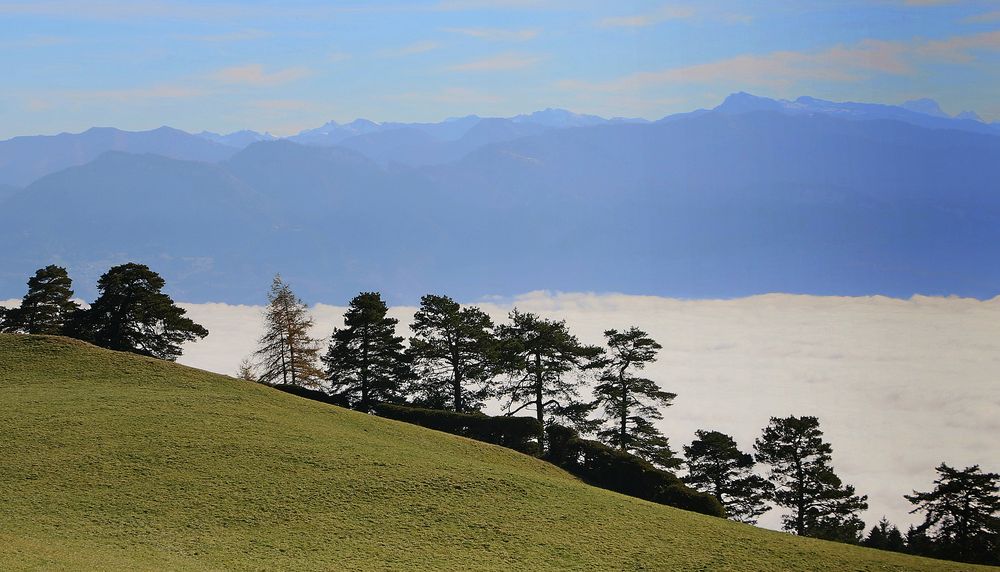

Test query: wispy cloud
[328,51,352,63]
[559,39,910,92]
[963,10,1000,23]
[599,3,696,28]
[559,29,1000,94]
[382,86,504,104]
[447,52,542,72]
[62,84,207,102]
[377,40,441,58]
[209,64,311,87]
[917,29,1000,62]
[180,28,272,43]
[444,27,540,41]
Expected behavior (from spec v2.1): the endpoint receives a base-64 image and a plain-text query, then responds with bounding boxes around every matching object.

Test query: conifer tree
[65,263,207,360]
[496,309,601,448]
[407,294,497,412]
[324,292,411,411]
[861,517,906,553]
[253,275,324,387]
[754,415,868,542]
[1,265,79,334]
[683,429,774,523]
[588,327,679,467]
[905,463,999,565]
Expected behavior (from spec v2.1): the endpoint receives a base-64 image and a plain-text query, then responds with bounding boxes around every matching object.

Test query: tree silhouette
[324,292,411,411]
[905,463,999,565]
[253,275,324,387]
[861,517,906,553]
[66,263,207,360]
[496,309,601,449]
[1,265,80,334]
[588,327,678,468]
[407,294,498,412]
[684,429,774,523]
[754,415,868,542]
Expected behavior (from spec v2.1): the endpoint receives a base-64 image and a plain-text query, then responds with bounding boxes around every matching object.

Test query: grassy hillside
[0,334,989,571]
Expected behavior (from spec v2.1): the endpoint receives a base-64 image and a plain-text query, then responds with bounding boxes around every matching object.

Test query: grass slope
[0,334,989,571]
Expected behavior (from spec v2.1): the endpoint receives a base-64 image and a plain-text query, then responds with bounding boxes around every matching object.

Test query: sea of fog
[7,292,999,532]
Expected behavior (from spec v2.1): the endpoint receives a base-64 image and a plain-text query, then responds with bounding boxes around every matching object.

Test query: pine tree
[407,294,498,412]
[862,517,906,552]
[65,263,207,360]
[905,463,999,565]
[253,275,324,387]
[588,327,679,468]
[324,292,411,411]
[496,309,601,448]
[754,415,868,542]
[1,265,80,334]
[683,429,774,523]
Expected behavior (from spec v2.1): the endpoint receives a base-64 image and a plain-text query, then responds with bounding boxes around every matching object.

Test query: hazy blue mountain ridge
[2,101,998,304]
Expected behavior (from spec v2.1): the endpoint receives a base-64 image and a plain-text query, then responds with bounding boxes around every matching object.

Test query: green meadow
[0,334,989,571]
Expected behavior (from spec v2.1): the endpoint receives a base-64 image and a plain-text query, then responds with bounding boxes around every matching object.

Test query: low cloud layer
[7,293,998,532]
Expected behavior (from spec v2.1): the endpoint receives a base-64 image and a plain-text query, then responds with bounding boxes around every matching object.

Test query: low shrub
[272,384,350,407]
[373,403,541,455]
[546,424,725,517]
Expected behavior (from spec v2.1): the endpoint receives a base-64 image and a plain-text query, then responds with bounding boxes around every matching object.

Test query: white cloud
[558,30,1000,95]
[444,27,540,41]
[447,52,542,72]
[208,64,311,87]
[599,4,696,28]
[175,292,1000,532]
[376,40,441,58]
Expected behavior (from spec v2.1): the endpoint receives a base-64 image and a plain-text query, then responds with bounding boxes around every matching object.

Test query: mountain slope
[3,111,1000,303]
[0,334,986,571]
[0,126,238,187]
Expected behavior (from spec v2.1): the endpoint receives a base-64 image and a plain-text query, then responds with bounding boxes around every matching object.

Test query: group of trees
[1,264,207,360]
[246,275,998,565]
[3,265,996,565]
[246,277,685,470]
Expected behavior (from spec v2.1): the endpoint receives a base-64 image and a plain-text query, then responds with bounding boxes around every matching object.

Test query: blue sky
[2,0,999,138]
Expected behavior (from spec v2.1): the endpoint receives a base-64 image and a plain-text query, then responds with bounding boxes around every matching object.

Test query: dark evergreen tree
[1,265,80,334]
[754,415,868,542]
[905,463,999,565]
[407,294,498,412]
[862,517,906,553]
[588,327,678,468]
[65,263,207,360]
[683,429,774,523]
[253,275,324,387]
[324,292,411,411]
[496,309,601,448]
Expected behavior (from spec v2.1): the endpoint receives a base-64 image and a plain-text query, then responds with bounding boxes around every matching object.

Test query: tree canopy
[588,327,678,468]
[496,309,601,448]
[683,429,774,524]
[905,463,999,565]
[407,294,498,412]
[253,275,324,387]
[324,292,411,411]
[1,265,79,335]
[754,415,868,542]
[65,263,207,361]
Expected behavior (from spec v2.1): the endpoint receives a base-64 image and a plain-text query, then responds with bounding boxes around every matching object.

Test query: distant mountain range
[2,93,999,303]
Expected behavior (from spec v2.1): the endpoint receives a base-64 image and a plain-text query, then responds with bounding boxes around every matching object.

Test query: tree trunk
[619,368,628,450]
[452,343,463,412]
[534,351,545,450]
[360,326,370,410]
[278,329,289,385]
[795,457,805,535]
